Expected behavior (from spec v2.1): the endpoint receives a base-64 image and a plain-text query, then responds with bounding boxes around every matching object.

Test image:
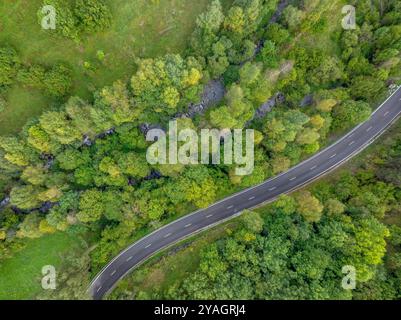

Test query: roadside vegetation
[1,0,401,299]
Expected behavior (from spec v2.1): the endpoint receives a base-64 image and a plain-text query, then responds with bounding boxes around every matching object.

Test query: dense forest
[110,119,401,301]
[154,138,401,299]
[1,0,401,299]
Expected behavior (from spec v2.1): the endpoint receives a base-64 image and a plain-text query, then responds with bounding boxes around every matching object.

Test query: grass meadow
[0,232,84,299]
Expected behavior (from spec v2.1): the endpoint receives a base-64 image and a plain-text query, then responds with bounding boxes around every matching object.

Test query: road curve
[89,87,401,299]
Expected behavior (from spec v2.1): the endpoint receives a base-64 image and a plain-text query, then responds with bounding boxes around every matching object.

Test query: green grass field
[0,0,219,135]
[0,232,84,300]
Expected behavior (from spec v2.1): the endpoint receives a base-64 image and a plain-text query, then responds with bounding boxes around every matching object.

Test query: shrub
[0,46,20,86]
[43,64,73,97]
[17,65,46,88]
[74,0,112,33]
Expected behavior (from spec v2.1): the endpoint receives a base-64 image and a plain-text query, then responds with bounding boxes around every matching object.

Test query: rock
[82,135,93,147]
[128,178,138,186]
[269,0,290,24]
[255,95,278,119]
[96,128,116,139]
[139,123,165,136]
[276,92,286,104]
[39,202,57,213]
[300,94,314,107]
[201,80,225,108]
[144,170,162,181]
[0,196,10,209]
[182,79,226,119]
[38,154,55,169]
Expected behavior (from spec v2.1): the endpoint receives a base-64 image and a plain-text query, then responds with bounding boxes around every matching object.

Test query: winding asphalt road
[89,87,401,299]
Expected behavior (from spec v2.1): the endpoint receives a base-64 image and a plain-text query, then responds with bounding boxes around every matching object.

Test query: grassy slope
[0,0,220,135]
[0,232,83,300]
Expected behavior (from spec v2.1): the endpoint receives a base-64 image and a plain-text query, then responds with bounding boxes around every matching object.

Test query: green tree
[333,100,371,130]
[77,189,105,223]
[10,186,41,210]
[16,213,42,239]
[74,0,112,33]
[118,152,150,179]
[43,64,73,97]
[240,210,264,233]
[349,76,385,101]
[295,190,324,223]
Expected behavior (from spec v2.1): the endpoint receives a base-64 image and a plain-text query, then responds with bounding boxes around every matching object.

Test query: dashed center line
[227,205,234,209]
[206,214,213,218]
[384,111,390,116]
[248,196,255,200]
[110,270,116,276]
[349,141,355,146]
[126,256,133,262]
[269,187,277,191]
[367,126,373,132]
[330,154,337,159]
[289,177,297,181]
[164,233,172,238]
[145,243,152,249]
[184,223,192,228]
[310,165,317,171]
[97,286,102,293]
